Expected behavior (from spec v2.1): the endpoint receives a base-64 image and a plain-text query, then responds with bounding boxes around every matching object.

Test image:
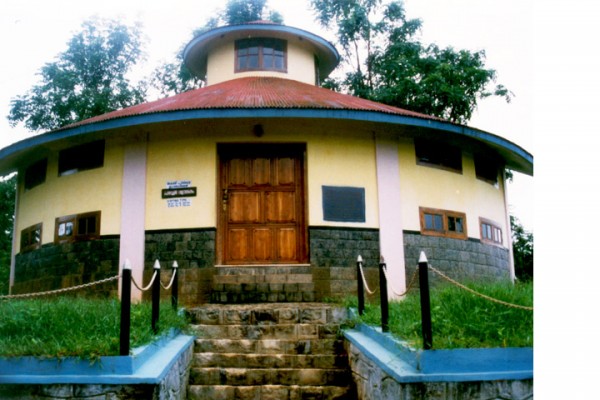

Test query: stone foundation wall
[143,229,216,306]
[403,231,511,285]
[0,336,193,400]
[345,339,533,400]
[12,238,120,297]
[313,266,379,302]
[309,227,379,269]
[309,227,380,301]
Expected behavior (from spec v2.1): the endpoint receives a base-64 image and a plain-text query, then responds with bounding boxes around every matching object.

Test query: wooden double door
[218,144,307,265]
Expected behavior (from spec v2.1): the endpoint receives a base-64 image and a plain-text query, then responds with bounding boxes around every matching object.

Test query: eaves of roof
[0,77,533,175]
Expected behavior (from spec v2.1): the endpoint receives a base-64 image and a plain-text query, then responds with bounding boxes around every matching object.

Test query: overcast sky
[0,0,534,228]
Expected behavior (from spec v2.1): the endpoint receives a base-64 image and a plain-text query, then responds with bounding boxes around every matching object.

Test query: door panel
[228,228,250,261]
[266,191,296,223]
[228,159,249,186]
[252,158,271,185]
[275,157,295,185]
[253,228,273,261]
[229,192,261,223]
[277,228,297,261]
[219,144,306,265]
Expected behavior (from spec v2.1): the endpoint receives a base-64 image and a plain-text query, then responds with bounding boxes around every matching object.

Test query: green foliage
[0,175,16,296]
[311,0,512,124]
[222,0,283,25]
[8,18,148,132]
[356,281,533,349]
[511,215,533,281]
[0,297,189,359]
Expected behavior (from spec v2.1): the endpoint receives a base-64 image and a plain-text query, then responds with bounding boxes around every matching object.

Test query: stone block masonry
[143,229,216,305]
[403,231,511,285]
[309,227,379,269]
[13,238,120,297]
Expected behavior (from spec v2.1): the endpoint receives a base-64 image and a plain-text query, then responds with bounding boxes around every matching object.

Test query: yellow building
[0,22,532,304]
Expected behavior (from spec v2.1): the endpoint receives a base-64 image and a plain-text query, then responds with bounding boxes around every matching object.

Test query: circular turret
[183,22,340,86]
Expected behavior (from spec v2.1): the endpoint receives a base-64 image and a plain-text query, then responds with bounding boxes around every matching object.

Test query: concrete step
[193,338,346,355]
[187,303,357,399]
[189,367,352,387]
[187,303,348,326]
[187,384,355,400]
[213,274,313,284]
[214,266,313,276]
[193,352,348,369]
[210,290,315,303]
[190,323,341,340]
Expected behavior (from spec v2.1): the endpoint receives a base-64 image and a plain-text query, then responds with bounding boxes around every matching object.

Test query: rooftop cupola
[183,22,340,86]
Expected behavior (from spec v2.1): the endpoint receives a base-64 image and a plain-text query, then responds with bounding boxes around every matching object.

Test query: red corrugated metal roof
[65,77,442,129]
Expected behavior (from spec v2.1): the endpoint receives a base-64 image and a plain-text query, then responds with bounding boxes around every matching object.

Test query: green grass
[350,281,533,349]
[0,297,189,359]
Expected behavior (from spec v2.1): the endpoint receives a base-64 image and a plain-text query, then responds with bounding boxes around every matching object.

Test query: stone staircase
[186,303,357,399]
[210,266,316,303]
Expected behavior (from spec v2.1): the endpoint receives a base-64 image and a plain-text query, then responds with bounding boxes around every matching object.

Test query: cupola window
[235,38,287,72]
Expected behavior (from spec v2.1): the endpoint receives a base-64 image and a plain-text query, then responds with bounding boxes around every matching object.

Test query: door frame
[216,142,308,265]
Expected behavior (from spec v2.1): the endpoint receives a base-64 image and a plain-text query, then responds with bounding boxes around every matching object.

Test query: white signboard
[167,198,192,208]
[164,180,193,207]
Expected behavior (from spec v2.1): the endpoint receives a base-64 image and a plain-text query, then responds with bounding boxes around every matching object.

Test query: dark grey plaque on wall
[322,186,366,222]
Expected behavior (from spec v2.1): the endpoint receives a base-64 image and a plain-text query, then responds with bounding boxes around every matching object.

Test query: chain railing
[121,259,179,355]
[0,275,120,300]
[1,259,179,356]
[356,251,533,348]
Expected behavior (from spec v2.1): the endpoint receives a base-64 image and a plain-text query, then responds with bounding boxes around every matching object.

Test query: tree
[511,215,533,282]
[310,0,511,124]
[8,18,147,132]
[0,175,16,295]
[150,0,283,97]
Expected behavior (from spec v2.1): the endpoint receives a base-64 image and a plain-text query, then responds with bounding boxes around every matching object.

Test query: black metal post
[171,261,179,311]
[151,260,161,334]
[119,262,132,356]
[379,259,389,332]
[356,255,365,316]
[418,252,433,350]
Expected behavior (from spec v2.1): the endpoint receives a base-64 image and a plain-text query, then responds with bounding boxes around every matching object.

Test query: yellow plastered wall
[397,138,508,244]
[145,134,217,230]
[306,132,379,228]
[16,140,124,250]
[144,121,379,230]
[206,41,317,86]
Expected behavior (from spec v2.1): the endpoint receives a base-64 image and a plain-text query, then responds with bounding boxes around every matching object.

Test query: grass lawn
[0,297,188,359]
[351,281,533,349]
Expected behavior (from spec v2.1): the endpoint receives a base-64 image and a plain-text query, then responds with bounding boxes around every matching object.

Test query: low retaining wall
[344,324,533,400]
[0,333,194,400]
